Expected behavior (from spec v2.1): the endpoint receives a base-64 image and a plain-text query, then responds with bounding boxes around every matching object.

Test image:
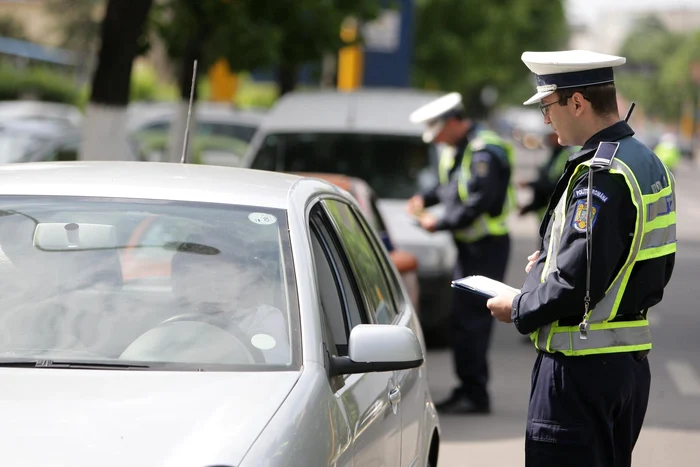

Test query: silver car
[0,162,440,466]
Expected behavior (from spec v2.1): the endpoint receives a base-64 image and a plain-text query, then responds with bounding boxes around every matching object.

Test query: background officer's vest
[453,130,516,243]
[531,139,677,356]
[535,145,581,221]
[653,141,681,172]
[437,145,457,186]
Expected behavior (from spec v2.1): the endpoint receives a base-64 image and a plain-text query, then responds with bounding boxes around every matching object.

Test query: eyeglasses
[539,100,557,117]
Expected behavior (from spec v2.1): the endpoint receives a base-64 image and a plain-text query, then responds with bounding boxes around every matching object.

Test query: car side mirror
[329,325,424,376]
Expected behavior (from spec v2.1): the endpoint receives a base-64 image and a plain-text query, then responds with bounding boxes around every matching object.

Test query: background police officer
[518,131,581,223]
[407,92,514,415]
[487,50,676,466]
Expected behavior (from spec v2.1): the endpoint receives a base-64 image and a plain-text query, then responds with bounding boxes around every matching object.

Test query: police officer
[518,132,580,222]
[487,50,676,466]
[654,132,682,173]
[407,92,515,415]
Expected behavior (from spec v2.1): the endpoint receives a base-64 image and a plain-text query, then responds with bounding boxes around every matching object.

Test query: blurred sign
[362,0,413,88]
[362,10,401,53]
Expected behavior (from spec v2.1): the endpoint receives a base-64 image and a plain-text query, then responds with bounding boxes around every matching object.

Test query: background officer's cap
[409,92,464,143]
[521,50,626,106]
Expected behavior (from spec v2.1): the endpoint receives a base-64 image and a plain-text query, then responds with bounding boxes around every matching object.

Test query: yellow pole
[337,17,363,91]
[208,57,238,102]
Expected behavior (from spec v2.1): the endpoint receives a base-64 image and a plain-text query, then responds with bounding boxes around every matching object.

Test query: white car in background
[241,89,457,345]
[0,100,83,128]
[126,102,266,165]
[0,161,440,467]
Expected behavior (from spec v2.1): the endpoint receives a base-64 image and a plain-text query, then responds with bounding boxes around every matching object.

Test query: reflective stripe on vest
[438,145,456,186]
[531,157,676,356]
[454,130,515,243]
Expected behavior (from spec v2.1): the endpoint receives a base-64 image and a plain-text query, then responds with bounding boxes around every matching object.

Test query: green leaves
[412,0,568,116]
[618,16,700,122]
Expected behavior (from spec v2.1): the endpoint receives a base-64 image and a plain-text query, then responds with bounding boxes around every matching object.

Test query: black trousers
[526,351,651,467]
[450,234,510,406]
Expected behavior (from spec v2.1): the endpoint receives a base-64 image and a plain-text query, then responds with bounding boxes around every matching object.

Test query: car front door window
[322,200,398,325]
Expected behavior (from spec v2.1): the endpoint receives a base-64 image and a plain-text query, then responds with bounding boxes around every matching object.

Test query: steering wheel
[158,312,266,364]
[120,312,266,365]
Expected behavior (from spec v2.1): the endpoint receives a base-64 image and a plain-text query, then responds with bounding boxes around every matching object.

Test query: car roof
[293,172,358,192]
[0,119,80,138]
[0,100,83,127]
[260,88,442,136]
[126,102,267,131]
[0,162,306,209]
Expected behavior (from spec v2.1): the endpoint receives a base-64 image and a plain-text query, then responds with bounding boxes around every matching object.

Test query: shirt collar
[582,120,635,151]
[567,120,635,164]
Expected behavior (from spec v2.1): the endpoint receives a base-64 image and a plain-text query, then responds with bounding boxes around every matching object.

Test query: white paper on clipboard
[451,275,521,299]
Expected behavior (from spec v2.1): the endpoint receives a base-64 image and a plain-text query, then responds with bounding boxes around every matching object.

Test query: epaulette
[590,141,619,168]
[470,138,486,152]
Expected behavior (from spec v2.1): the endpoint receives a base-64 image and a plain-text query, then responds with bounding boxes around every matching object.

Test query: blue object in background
[362,0,414,88]
[251,0,414,89]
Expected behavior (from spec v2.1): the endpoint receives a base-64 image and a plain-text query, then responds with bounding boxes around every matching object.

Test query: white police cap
[521,50,626,106]
[409,92,463,143]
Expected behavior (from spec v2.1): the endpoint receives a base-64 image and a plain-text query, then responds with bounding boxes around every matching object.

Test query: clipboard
[451,275,521,299]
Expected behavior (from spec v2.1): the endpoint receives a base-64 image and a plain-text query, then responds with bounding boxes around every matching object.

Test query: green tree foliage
[412,0,569,116]
[153,0,379,96]
[617,16,682,121]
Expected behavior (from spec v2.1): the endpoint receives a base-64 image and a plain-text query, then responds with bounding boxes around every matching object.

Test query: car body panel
[0,369,300,467]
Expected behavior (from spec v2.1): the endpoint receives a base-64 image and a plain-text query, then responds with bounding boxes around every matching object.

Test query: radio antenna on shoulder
[180,59,198,164]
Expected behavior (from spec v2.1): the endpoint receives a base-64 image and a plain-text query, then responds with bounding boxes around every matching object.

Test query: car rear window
[250,132,434,199]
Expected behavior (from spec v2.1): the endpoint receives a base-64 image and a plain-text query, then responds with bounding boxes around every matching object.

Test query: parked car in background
[241,88,456,345]
[0,100,83,128]
[127,102,266,166]
[295,172,420,312]
[0,119,140,163]
[0,161,440,466]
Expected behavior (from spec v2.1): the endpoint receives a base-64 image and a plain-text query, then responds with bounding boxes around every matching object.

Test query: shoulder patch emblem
[474,159,489,177]
[571,199,600,233]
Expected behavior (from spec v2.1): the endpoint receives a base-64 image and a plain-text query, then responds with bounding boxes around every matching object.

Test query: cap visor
[523,90,555,106]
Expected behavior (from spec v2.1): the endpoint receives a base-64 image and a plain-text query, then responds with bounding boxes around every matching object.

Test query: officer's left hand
[418,213,438,232]
[487,290,519,323]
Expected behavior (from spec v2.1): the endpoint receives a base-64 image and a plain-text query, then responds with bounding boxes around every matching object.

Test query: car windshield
[0,196,298,371]
[250,132,434,199]
[0,131,49,163]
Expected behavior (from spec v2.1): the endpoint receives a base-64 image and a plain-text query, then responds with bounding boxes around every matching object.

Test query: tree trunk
[277,61,298,97]
[80,0,153,161]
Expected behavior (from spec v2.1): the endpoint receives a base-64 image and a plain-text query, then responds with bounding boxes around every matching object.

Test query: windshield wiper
[0,359,150,370]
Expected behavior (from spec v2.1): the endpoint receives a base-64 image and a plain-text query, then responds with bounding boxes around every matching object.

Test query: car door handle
[388,387,401,406]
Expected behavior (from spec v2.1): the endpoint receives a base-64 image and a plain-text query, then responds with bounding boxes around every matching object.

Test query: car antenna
[180,59,198,164]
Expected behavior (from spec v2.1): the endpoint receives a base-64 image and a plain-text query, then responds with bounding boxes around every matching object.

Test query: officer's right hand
[525,250,540,273]
[406,195,424,215]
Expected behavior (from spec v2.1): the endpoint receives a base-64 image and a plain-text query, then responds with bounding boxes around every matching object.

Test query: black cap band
[536,67,615,89]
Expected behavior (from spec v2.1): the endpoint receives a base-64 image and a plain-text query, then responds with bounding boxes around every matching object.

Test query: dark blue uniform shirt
[512,121,676,335]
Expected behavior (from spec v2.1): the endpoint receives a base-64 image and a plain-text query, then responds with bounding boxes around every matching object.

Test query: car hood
[377,199,456,273]
[0,368,300,467]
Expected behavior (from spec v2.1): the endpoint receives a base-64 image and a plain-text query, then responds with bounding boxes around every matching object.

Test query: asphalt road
[425,148,700,466]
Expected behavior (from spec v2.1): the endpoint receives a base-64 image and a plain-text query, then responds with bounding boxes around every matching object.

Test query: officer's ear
[571,92,587,116]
